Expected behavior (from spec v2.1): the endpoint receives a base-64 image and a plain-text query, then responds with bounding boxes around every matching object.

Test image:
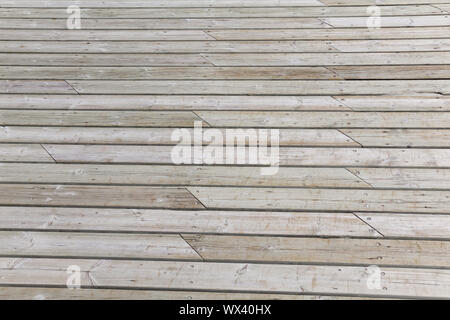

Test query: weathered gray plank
[0,95,348,111]
[0,53,212,66]
[0,80,76,94]
[67,80,450,95]
[188,186,450,213]
[335,96,450,111]
[43,145,450,167]
[4,110,448,128]
[0,127,357,146]
[196,111,450,128]
[0,66,339,80]
[0,163,369,188]
[356,212,450,239]
[328,39,450,52]
[349,168,450,189]
[0,144,54,162]
[2,27,450,41]
[2,40,449,53]
[0,231,201,260]
[0,110,204,127]
[330,66,450,80]
[323,15,450,27]
[0,0,326,7]
[322,0,450,4]
[0,18,330,29]
[6,53,448,67]
[0,207,379,237]
[0,258,448,298]
[0,6,442,18]
[0,40,337,53]
[206,27,450,40]
[0,184,203,209]
[342,129,450,147]
[184,234,450,266]
[202,52,450,66]
[0,30,215,41]
[0,287,377,300]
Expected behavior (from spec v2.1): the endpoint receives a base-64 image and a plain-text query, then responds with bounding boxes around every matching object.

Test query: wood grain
[188,186,450,213]
[0,258,448,298]
[0,184,203,209]
[0,207,379,237]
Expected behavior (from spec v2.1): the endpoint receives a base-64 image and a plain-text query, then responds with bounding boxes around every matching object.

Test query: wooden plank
[0,66,340,80]
[66,80,450,95]
[0,127,357,146]
[341,129,450,147]
[348,168,450,189]
[43,145,450,167]
[2,40,450,53]
[0,287,378,300]
[0,258,448,298]
[196,111,450,128]
[0,184,203,209]
[0,207,379,237]
[278,148,450,167]
[0,231,197,260]
[0,18,330,29]
[2,0,326,8]
[4,95,449,112]
[0,30,215,41]
[8,112,450,129]
[0,163,370,188]
[202,52,450,66]
[188,187,450,213]
[4,163,442,192]
[329,66,450,80]
[0,40,338,53]
[38,145,208,164]
[0,6,442,18]
[2,27,450,41]
[321,0,450,4]
[184,234,450,267]
[0,110,204,127]
[328,39,450,52]
[3,0,450,7]
[356,212,450,239]
[323,15,450,27]
[206,27,450,40]
[0,80,76,94]
[0,231,201,260]
[335,96,450,111]
[0,53,212,66]
[0,95,348,111]
[0,0,326,7]
[0,144,54,162]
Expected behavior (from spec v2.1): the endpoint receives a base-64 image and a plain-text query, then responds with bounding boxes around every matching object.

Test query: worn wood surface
[1,0,449,299]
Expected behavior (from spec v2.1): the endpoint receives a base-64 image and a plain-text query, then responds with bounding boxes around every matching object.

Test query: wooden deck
[1,0,450,300]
